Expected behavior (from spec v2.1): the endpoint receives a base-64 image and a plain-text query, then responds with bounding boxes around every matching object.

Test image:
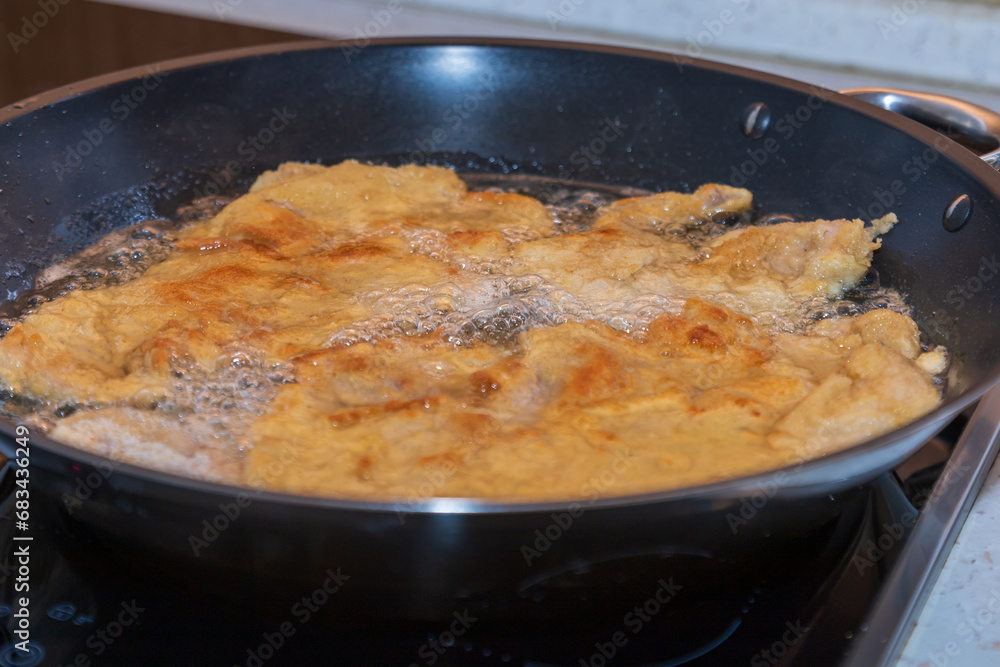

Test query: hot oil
[336,179,756,348]
[0,174,932,453]
[0,196,234,333]
[0,222,174,334]
[0,195,253,431]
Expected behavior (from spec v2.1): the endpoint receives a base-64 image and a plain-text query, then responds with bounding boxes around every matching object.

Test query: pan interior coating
[0,160,945,500]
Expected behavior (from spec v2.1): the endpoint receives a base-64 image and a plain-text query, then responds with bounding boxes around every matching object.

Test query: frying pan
[2,39,1000,621]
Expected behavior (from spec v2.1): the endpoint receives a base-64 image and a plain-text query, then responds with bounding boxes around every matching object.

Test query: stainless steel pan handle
[841,87,1000,169]
[841,85,1000,664]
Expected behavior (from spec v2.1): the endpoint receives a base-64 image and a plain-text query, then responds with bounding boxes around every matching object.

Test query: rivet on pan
[943,194,972,232]
[740,102,771,139]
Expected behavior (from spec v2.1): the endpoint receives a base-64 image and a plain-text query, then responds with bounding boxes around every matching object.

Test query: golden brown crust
[593,183,753,235]
[0,161,942,499]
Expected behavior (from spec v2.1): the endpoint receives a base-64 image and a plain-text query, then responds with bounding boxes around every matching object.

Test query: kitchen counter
[898,450,1000,667]
[74,1,1000,664]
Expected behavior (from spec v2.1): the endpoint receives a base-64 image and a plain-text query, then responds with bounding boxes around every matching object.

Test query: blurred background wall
[0,0,304,106]
[3,0,1000,108]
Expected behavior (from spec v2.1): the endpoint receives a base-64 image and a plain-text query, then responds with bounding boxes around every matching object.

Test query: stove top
[0,411,989,667]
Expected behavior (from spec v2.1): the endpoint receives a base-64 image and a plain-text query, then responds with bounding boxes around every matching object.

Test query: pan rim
[0,395,975,515]
[2,36,998,515]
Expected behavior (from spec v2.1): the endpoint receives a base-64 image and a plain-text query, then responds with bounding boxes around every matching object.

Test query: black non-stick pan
[2,39,1000,621]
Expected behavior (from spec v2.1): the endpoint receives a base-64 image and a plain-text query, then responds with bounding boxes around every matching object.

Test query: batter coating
[0,160,944,500]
